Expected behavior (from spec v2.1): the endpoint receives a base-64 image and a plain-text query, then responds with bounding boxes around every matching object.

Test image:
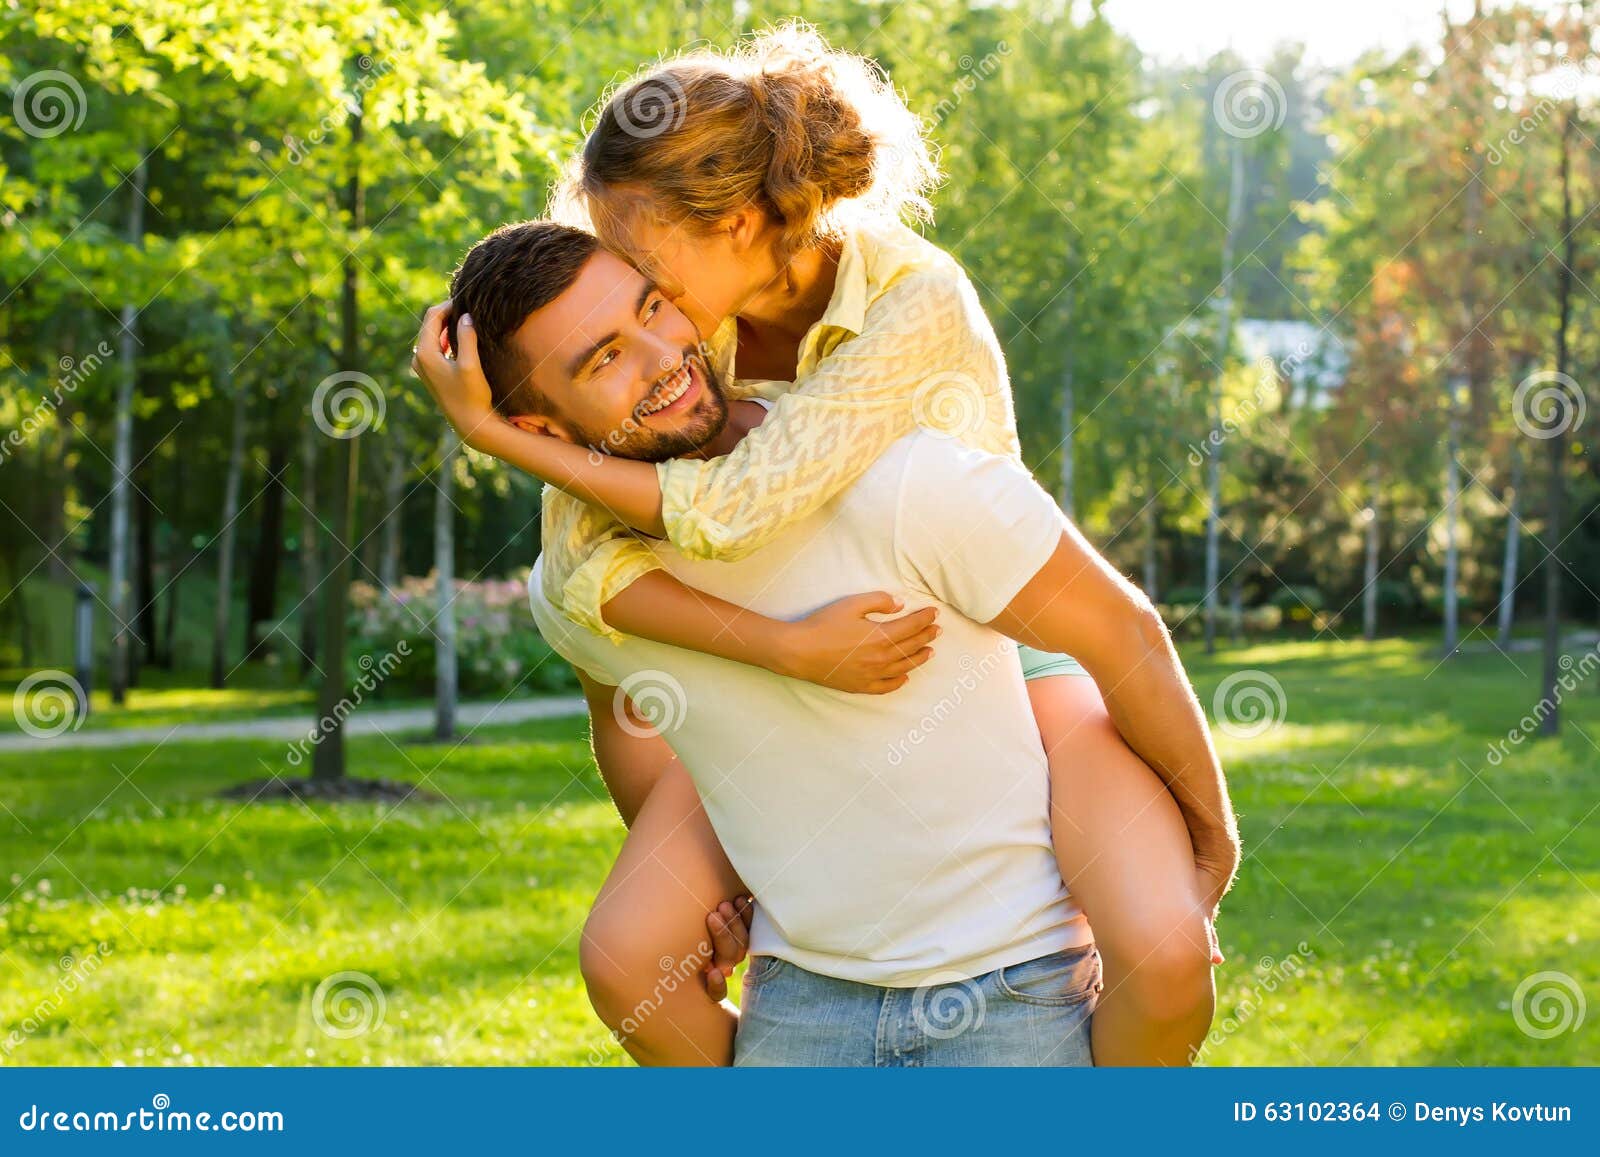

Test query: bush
[347,572,578,699]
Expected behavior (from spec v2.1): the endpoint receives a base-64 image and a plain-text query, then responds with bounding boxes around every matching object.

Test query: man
[428,221,1237,1066]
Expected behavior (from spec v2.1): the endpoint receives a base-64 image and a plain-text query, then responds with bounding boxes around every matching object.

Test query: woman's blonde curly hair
[554,22,940,261]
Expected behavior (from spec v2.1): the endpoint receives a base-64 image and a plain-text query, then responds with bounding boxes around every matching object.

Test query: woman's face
[597,203,775,338]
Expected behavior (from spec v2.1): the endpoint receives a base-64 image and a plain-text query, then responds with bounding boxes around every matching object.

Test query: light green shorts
[1018,644,1089,680]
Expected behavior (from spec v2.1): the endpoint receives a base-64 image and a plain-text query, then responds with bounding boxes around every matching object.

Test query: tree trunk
[1496,442,1522,648]
[109,159,147,706]
[1540,106,1576,738]
[298,420,320,676]
[1363,461,1381,641]
[313,72,365,783]
[380,443,404,591]
[211,374,248,688]
[161,449,186,670]
[435,430,460,741]
[244,433,286,657]
[1205,135,1247,655]
[1442,375,1462,656]
[133,459,156,683]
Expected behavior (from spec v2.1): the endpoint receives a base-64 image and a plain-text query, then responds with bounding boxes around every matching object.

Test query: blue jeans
[733,945,1101,1067]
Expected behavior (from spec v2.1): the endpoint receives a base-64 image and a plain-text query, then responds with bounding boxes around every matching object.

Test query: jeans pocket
[743,954,787,988]
[994,945,1101,1007]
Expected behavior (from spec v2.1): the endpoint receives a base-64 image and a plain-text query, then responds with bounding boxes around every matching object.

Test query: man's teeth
[639,365,692,415]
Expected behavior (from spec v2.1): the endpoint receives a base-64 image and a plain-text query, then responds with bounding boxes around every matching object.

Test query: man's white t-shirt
[530,430,1092,988]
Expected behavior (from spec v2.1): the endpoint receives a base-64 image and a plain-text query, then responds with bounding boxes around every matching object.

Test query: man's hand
[772,592,940,693]
[701,895,754,1001]
[412,301,497,447]
[1194,857,1236,966]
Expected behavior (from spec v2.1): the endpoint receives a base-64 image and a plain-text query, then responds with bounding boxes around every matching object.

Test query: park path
[0,695,587,753]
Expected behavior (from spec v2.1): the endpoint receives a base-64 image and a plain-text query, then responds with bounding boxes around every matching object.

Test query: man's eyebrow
[565,282,661,381]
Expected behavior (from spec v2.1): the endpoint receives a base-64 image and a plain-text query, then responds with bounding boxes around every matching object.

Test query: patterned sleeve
[656,272,1007,562]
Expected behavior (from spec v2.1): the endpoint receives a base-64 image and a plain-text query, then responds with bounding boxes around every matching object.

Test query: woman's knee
[1105,910,1214,1024]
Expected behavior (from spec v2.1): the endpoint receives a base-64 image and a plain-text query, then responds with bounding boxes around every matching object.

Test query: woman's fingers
[841,590,904,618]
[880,606,938,642]
[882,647,934,677]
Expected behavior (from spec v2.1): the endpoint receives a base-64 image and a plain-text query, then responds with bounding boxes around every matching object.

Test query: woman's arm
[657,274,1008,563]
[603,570,940,694]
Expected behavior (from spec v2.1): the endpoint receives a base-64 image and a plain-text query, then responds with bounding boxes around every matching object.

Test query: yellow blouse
[539,218,1024,641]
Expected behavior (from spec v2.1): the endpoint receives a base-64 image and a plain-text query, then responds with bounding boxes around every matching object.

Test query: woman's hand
[412,301,497,448]
[771,592,939,693]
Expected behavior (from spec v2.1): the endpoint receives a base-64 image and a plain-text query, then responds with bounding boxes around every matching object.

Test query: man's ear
[507,412,577,444]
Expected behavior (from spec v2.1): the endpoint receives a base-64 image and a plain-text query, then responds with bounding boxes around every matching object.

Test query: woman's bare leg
[579,760,748,1066]
[1028,674,1216,1066]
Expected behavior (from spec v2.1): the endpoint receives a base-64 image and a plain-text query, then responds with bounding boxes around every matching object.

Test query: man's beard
[573,346,730,464]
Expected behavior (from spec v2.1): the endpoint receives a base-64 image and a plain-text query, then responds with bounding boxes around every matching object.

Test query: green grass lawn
[0,636,1596,1066]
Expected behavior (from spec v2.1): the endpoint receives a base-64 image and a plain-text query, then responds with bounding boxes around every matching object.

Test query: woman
[416,23,1234,1066]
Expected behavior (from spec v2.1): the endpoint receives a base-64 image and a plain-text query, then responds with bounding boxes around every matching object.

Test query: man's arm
[987,527,1241,903]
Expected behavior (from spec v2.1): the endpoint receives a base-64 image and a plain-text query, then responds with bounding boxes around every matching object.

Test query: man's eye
[597,349,618,369]
[644,299,662,321]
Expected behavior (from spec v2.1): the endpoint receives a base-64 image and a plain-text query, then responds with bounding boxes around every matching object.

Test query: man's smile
[635,353,706,421]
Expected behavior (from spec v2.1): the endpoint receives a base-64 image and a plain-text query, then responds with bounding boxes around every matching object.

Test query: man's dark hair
[447,221,600,417]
